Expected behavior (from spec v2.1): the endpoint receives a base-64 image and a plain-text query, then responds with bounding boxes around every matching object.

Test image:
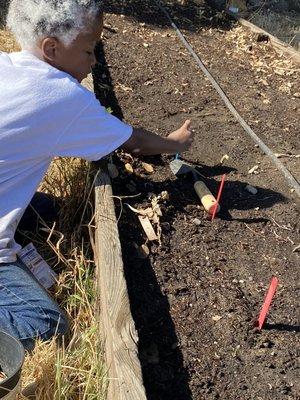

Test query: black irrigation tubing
[154,0,300,198]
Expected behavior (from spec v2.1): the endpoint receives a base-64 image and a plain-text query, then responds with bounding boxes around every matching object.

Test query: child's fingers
[183,119,191,130]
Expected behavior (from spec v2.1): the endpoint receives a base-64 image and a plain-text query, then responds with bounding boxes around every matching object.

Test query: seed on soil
[212,315,222,322]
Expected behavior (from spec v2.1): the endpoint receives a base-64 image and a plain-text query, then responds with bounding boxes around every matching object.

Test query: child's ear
[41,37,59,62]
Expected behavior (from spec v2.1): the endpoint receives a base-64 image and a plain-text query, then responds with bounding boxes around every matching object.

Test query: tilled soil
[96,1,300,399]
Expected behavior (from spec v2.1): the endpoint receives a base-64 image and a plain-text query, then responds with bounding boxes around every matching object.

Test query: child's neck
[22,46,43,61]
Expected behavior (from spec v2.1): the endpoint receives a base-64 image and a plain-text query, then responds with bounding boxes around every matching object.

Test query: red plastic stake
[211,174,226,221]
[256,277,279,330]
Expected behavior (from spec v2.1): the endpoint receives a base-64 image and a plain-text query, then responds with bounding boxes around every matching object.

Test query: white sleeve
[51,97,133,161]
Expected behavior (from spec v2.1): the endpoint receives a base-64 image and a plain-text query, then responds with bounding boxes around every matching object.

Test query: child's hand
[167,120,194,153]
[123,120,194,156]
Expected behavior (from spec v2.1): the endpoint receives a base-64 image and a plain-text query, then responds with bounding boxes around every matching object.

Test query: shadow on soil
[93,37,194,400]
[0,0,232,31]
[121,154,286,213]
[264,323,300,333]
[121,241,194,400]
[103,0,234,32]
[112,165,285,399]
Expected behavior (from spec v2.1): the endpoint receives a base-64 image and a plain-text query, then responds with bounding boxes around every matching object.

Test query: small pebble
[245,184,258,195]
[192,218,201,226]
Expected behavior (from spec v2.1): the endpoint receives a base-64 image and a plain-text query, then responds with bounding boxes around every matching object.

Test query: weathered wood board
[81,74,146,400]
[94,170,147,400]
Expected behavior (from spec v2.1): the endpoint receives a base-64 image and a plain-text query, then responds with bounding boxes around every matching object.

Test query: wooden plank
[229,13,300,64]
[94,169,147,400]
[81,73,146,399]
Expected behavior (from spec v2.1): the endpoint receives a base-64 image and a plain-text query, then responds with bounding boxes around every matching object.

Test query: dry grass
[0,29,20,52]
[16,157,107,400]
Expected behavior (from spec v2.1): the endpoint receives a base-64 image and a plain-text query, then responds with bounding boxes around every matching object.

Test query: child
[0,0,193,350]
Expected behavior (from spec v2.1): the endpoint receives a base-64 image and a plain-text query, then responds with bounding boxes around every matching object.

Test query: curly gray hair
[7,0,103,48]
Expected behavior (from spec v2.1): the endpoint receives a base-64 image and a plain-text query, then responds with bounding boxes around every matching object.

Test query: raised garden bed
[94,1,299,399]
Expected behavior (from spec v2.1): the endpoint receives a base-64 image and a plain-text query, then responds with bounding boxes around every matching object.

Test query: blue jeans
[0,193,68,351]
[0,259,69,351]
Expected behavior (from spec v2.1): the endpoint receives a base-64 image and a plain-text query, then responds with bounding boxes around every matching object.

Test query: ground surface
[96,1,299,399]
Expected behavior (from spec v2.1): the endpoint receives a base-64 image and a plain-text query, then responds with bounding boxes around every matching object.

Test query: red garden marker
[211,174,226,221]
[256,277,279,330]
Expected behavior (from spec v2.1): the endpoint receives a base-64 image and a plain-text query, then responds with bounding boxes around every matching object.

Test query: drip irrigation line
[154,0,300,198]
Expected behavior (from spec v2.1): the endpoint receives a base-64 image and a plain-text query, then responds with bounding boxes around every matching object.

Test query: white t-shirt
[0,50,133,263]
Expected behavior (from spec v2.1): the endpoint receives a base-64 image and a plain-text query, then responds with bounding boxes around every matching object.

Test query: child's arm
[122,120,193,156]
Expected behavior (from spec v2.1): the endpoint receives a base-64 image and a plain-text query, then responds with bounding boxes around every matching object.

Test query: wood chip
[0,371,7,382]
[142,162,154,173]
[292,244,300,253]
[274,153,300,159]
[212,315,222,322]
[116,83,133,92]
[248,165,259,174]
[125,163,134,174]
[220,154,230,164]
[138,215,158,241]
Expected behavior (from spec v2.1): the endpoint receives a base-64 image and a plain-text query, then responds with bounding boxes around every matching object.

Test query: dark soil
[95,1,300,399]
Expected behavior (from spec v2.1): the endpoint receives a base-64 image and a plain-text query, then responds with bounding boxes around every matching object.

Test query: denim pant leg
[0,260,69,351]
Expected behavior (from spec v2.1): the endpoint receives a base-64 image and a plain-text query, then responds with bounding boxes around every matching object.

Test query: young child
[0,0,193,350]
